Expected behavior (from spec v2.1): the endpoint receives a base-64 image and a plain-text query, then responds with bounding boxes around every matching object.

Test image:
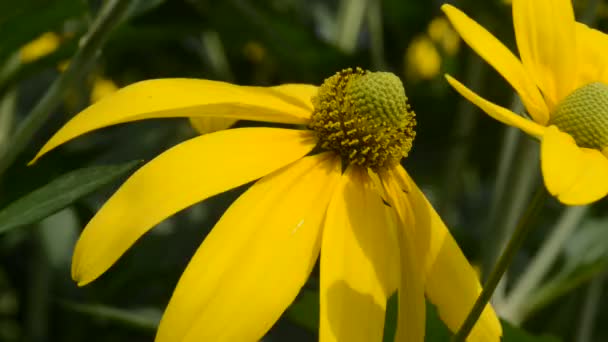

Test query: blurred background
[0,0,607,341]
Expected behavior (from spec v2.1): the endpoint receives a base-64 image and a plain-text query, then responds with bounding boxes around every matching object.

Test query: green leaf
[0,161,140,234]
[59,301,160,331]
[522,218,608,317]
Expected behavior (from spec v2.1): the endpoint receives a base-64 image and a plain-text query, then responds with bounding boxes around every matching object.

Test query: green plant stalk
[501,204,589,323]
[366,0,386,70]
[0,0,132,177]
[451,186,547,342]
[576,273,605,342]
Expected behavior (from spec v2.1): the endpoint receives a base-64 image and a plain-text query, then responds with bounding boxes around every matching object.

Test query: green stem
[451,186,547,342]
[0,0,132,177]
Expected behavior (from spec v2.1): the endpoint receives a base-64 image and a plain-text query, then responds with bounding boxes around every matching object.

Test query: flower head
[443,0,608,205]
[33,68,501,341]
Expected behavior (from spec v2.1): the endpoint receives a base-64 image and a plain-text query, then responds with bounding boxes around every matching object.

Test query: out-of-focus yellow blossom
[428,17,461,56]
[32,67,502,342]
[90,77,118,103]
[405,35,441,80]
[444,0,608,205]
[20,33,61,63]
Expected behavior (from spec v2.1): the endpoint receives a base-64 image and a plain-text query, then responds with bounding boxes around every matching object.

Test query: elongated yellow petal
[320,166,398,342]
[32,80,316,163]
[189,117,238,134]
[575,23,608,88]
[513,0,576,111]
[446,75,546,138]
[541,126,608,205]
[442,4,548,124]
[388,166,502,342]
[540,126,581,198]
[380,168,425,342]
[72,128,317,285]
[156,153,341,342]
[269,84,318,112]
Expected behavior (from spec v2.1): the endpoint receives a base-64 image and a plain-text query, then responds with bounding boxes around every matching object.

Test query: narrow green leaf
[0,161,140,234]
[59,301,160,331]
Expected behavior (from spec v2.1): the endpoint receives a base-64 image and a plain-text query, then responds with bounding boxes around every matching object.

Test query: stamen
[550,82,608,149]
[309,68,416,170]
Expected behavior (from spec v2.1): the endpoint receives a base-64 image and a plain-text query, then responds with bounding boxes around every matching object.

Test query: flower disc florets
[550,82,608,150]
[309,68,416,171]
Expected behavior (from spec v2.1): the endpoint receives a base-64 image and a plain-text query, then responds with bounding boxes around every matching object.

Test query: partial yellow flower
[20,32,61,63]
[32,68,501,342]
[428,17,460,56]
[90,77,119,103]
[405,35,441,80]
[443,0,608,205]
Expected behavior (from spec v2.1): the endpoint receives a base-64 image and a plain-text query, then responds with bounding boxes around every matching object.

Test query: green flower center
[309,68,416,171]
[549,82,608,150]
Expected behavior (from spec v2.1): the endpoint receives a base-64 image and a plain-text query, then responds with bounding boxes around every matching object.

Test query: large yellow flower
[443,0,608,205]
[32,68,500,341]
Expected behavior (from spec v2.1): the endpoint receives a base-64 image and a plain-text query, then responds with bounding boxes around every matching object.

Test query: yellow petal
[558,149,608,205]
[72,128,316,285]
[513,0,576,111]
[541,126,581,198]
[388,166,502,341]
[575,23,608,88]
[541,126,608,205]
[31,79,316,163]
[268,84,318,112]
[320,166,399,342]
[380,168,425,342]
[155,153,341,342]
[189,117,238,134]
[446,75,546,138]
[441,4,548,124]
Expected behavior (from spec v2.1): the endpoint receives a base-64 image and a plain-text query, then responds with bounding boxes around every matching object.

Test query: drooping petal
[387,166,502,342]
[72,128,317,285]
[442,4,548,124]
[156,153,341,342]
[446,75,546,138]
[31,79,317,163]
[575,23,608,88]
[189,117,238,134]
[320,166,399,342]
[513,0,577,111]
[540,125,582,198]
[558,149,608,205]
[380,168,425,342]
[541,126,608,205]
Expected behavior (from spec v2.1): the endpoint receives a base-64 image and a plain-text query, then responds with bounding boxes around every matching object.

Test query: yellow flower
[90,77,119,103]
[32,68,501,341]
[20,32,61,63]
[443,1,608,205]
[405,35,441,80]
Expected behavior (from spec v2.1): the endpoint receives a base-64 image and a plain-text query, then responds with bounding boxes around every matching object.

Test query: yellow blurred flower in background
[90,77,118,103]
[405,17,459,81]
[31,68,501,342]
[444,0,608,205]
[20,32,60,63]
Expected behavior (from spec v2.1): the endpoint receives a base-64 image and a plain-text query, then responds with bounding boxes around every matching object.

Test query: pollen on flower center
[308,68,416,170]
[549,82,608,150]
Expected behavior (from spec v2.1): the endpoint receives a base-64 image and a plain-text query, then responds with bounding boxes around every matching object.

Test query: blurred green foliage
[0,0,606,341]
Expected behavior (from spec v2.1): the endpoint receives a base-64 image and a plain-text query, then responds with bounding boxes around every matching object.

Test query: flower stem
[451,186,547,342]
[0,0,132,177]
